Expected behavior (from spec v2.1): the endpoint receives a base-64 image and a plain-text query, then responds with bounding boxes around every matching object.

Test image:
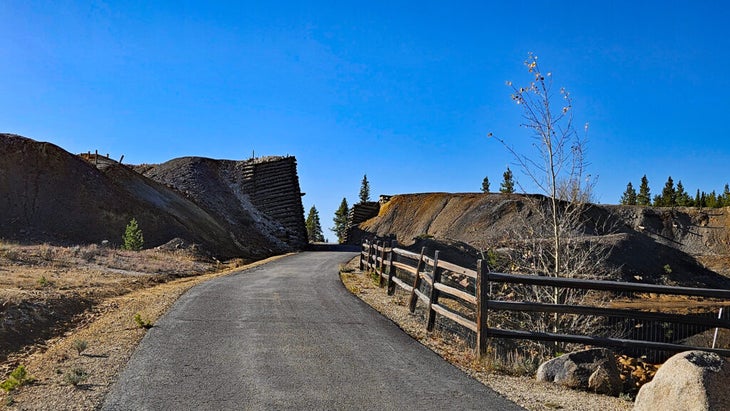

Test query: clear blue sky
[2,1,729,241]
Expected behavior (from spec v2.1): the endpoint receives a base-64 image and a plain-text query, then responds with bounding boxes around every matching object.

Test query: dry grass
[0,240,286,410]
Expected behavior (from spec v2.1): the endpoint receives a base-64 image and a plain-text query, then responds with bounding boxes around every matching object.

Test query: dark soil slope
[0,134,304,259]
[356,193,730,287]
[136,155,308,253]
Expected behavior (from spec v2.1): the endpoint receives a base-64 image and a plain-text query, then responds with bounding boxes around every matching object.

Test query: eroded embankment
[356,193,730,287]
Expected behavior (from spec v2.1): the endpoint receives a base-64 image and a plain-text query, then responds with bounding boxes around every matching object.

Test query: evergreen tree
[305,205,324,243]
[359,174,371,203]
[499,167,515,194]
[695,189,702,207]
[330,198,349,244]
[122,218,144,251]
[637,175,651,206]
[675,181,691,206]
[658,176,676,207]
[706,191,719,208]
[481,176,491,193]
[619,182,637,205]
[720,184,730,207]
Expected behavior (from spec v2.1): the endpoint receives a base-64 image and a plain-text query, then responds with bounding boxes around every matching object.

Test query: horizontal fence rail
[360,238,730,359]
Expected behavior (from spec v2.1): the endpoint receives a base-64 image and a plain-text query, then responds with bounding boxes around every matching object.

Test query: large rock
[634,350,730,411]
[536,348,622,396]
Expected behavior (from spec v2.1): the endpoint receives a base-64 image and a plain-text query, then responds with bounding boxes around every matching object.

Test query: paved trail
[103,249,523,410]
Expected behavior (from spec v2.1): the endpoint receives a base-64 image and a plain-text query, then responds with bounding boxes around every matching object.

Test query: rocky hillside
[0,134,307,259]
[353,193,730,288]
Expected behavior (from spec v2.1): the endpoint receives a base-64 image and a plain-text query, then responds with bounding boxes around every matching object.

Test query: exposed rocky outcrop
[0,134,307,259]
[353,193,730,287]
[634,350,730,411]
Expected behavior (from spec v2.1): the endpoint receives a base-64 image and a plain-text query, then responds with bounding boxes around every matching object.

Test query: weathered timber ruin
[0,133,308,259]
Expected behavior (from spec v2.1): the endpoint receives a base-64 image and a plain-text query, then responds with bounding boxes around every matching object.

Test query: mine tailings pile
[351,193,730,288]
[0,134,307,259]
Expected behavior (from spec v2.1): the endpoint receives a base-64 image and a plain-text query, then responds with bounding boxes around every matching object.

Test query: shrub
[122,218,144,251]
[0,365,35,392]
[63,368,88,386]
[72,339,88,355]
[38,243,55,261]
[133,313,153,329]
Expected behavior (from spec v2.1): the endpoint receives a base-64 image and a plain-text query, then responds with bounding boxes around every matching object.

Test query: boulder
[634,350,730,411]
[536,348,622,396]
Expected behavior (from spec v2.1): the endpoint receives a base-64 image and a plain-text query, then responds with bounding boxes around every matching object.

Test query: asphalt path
[103,248,523,410]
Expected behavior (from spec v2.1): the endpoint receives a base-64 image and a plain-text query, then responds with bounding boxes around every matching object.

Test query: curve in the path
[103,250,523,410]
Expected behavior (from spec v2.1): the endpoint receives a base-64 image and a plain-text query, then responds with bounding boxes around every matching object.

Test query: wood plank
[422,255,436,267]
[487,300,730,328]
[393,248,421,260]
[486,272,730,299]
[432,304,477,332]
[414,288,429,305]
[433,282,477,305]
[419,272,433,286]
[392,261,418,275]
[486,328,730,357]
[391,276,414,293]
[438,260,477,279]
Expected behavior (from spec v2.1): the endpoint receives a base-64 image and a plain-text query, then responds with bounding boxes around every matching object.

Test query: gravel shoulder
[0,251,287,410]
[338,257,634,411]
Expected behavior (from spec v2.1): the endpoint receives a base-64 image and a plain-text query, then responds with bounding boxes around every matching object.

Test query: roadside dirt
[0,241,285,409]
[338,258,634,411]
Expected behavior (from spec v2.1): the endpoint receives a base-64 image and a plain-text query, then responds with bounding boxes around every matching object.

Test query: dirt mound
[357,193,730,287]
[135,156,304,255]
[0,134,305,259]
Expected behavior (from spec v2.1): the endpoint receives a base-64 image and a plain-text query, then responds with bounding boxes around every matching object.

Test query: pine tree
[706,191,719,208]
[481,176,490,193]
[620,182,637,205]
[637,175,651,206]
[122,218,144,251]
[695,189,702,207]
[359,174,371,203]
[499,167,515,194]
[675,181,691,206]
[330,198,349,244]
[720,184,730,207]
[305,205,324,243]
[658,176,676,207]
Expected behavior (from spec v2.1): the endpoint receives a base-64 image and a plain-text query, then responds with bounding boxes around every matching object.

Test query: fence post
[386,242,396,295]
[426,250,441,332]
[713,307,724,349]
[476,259,489,358]
[378,240,387,287]
[359,240,366,271]
[408,247,427,313]
[368,239,375,271]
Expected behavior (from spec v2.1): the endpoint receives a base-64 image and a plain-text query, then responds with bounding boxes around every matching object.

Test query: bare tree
[487,54,620,353]
[489,53,594,279]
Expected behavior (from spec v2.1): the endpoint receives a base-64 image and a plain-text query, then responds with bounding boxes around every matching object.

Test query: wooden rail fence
[360,238,730,359]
